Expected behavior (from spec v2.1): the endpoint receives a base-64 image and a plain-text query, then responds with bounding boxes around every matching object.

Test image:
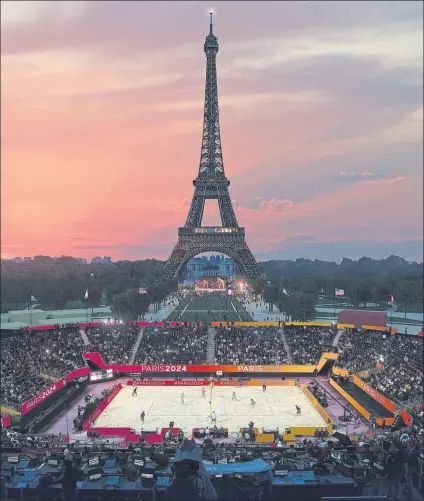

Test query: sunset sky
[1,1,423,263]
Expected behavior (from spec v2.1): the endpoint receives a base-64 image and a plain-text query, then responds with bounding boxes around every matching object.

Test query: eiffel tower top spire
[198,11,224,178]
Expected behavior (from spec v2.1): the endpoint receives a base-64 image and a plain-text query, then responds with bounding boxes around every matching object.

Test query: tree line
[1,254,422,317]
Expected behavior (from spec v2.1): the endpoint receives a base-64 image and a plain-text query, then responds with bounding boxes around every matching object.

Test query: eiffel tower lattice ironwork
[164,13,260,279]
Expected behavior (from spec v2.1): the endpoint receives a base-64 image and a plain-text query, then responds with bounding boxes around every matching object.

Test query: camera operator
[54,458,83,501]
[165,438,216,501]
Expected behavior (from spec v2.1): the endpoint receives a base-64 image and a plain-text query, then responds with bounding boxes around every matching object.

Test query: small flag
[138,288,147,294]
[282,288,289,296]
[390,295,394,304]
[227,289,234,296]
[84,289,88,300]
[30,295,38,303]
[335,288,344,296]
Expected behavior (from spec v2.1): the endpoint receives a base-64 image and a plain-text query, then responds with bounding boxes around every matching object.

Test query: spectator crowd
[84,324,139,364]
[1,326,85,411]
[364,334,423,403]
[134,325,208,364]
[214,326,288,365]
[285,326,336,365]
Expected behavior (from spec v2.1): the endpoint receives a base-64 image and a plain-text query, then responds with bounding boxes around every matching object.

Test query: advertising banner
[129,380,207,386]
[353,375,396,414]
[84,352,319,374]
[21,379,65,416]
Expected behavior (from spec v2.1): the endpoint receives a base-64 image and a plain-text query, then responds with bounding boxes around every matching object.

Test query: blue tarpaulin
[204,459,270,475]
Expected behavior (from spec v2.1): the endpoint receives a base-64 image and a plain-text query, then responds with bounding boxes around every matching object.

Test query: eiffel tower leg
[163,241,188,279]
[164,235,260,280]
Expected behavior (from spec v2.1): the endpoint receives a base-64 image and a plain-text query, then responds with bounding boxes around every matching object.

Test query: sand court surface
[95,385,327,435]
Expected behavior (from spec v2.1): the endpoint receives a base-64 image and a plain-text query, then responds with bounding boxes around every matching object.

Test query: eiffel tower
[164,14,260,280]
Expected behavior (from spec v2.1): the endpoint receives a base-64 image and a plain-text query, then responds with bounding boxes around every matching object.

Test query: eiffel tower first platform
[164,14,260,280]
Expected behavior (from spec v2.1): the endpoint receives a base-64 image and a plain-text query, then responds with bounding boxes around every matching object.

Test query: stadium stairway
[79,329,90,346]
[206,326,216,364]
[280,328,293,364]
[129,327,144,364]
[332,329,344,347]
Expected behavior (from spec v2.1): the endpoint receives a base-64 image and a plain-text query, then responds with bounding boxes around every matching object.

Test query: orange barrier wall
[243,380,295,386]
[0,406,20,416]
[399,410,413,427]
[375,416,395,426]
[212,321,332,328]
[211,321,395,333]
[301,385,334,431]
[284,322,333,327]
[361,325,396,333]
[316,352,339,372]
[332,367,349,377]
[353,375,396,414]
[330,378,371,420]
[361,325,387,331]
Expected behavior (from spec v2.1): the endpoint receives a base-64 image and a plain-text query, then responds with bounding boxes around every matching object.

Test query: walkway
[129,327,144,364]
[206,326,216,364]
[243,295,284,322]
[332,329,344,347]
[279,328,293,364]
[79,329,90,346]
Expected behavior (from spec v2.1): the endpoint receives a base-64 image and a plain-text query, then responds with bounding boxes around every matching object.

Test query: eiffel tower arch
[164,14,260,280]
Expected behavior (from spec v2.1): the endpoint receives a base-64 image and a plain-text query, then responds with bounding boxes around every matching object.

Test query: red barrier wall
[129,380,207,386]
[1,415,11,428]
[27,321,201,333]
[21,379,65,416]
[65,367,90,382]
[82,383,122,431]
[84,352,316,374]
[90,427,132,436]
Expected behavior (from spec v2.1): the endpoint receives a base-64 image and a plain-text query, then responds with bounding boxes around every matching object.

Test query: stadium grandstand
[1,312,423,500]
